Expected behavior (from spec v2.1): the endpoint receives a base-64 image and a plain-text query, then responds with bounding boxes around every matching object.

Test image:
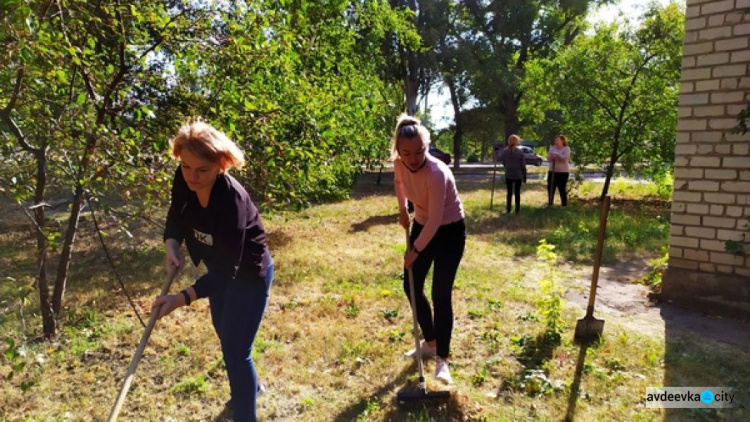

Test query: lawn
[1,171,747,421]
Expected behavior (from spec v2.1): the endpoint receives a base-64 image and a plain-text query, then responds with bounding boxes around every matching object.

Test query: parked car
[429,146,451,165]
[519,145,544,166]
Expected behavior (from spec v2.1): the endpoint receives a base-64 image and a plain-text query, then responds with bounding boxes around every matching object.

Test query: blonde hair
[170,119,245,171]
[507,134,521,152]
[555,134,568,147]
[390,113,431,160]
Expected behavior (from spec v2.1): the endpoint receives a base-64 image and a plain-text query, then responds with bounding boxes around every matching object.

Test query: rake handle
[549,160,556,205]
[405,225,427,391]
[107,265,179,422]
[586,195,611,317]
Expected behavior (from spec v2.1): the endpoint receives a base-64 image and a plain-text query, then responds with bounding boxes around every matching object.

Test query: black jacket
[163,167,270,298]
[496,147,527,181]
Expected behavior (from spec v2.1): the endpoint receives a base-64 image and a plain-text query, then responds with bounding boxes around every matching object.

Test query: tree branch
[16,199,49,239]
[39,0,56,20]
[529,14,578,56]
[2,67,24,114]
[580,86,617,121]
[136,9,190,62]
[618,53,657,126]
[55,0,100,103]
[0,68,40,153]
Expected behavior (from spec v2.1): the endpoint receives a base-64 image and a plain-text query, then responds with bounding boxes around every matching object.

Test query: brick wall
[662,0,750,315]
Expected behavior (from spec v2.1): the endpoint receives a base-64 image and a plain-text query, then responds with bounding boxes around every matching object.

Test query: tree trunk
[405,48,419,116]
[52,182,85,318]
[602,166,613,199]
[446,76,462,169]
[401,0,420,116]
[601,137,620,200]
[52,130,99,320]
[33,150,56,338]
[503,91,520,140]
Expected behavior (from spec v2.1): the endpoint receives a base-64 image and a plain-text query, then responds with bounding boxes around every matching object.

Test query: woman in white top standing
[392,114,466,384]
[547,134,571,206]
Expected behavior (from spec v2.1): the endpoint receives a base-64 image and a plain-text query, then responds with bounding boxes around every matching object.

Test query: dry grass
[1,172,748,421]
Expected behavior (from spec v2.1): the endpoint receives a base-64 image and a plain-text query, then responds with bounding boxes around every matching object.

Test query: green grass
[1,173,748,421]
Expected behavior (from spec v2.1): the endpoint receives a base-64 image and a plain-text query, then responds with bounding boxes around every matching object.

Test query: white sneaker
[435,357,453,385]
[404,341,436,358]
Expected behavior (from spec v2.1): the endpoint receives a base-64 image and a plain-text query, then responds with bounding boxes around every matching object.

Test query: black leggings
[404,219,466,359]
[505,178,522,213]
[547,172,569,206]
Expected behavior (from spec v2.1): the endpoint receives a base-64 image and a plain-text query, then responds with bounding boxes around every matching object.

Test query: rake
[108,266,179,421]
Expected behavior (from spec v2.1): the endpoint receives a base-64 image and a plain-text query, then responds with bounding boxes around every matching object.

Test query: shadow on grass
[349,213,400,233]
[564,342,593,422]
[266,227,293,251]
[499,331,562,399]
[331,361,465,422]
[214,406,232,422]
[331,363,411,422]
[467,195,670,265]
[380,394,466,422]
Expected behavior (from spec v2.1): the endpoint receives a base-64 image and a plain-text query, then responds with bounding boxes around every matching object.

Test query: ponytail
[390,113,430,160]
[507,134,521,152]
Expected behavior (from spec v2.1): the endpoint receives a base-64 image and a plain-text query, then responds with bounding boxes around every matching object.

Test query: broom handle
[108,265,179,422]
[405,226,426,391]
[586,195,611,317]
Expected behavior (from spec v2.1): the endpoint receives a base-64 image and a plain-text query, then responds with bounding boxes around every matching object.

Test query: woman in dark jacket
[151,120,272,422]
[495,134,527,214]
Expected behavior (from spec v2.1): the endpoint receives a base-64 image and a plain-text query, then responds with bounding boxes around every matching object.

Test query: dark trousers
[547,172,569,206]
[505,178,522,213]
[207,262,273,422]
[404,219,466,358]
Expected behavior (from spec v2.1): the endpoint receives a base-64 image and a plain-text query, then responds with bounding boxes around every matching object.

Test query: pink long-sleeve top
[394,154,465,252]
[547,146,571,173]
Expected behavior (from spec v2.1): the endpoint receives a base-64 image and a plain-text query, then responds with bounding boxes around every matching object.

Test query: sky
[426,0,677,130]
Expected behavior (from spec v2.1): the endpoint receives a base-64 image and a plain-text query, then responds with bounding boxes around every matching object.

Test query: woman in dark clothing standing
[495,134,527,214]
[151,120,272,422]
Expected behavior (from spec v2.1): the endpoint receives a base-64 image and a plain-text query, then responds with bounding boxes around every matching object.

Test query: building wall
[662,0,750,315]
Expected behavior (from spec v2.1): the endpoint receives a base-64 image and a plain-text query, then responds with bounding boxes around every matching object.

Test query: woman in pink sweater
[547,134,571,206]
[392,114,466,385]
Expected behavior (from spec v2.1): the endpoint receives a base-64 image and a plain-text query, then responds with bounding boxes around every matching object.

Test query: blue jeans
[207,262,273,422]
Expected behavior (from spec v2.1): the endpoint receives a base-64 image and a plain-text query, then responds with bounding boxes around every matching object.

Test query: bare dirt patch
[566,255,750,349]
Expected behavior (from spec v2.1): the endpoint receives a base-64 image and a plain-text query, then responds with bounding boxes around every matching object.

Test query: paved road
[380,162,647,182]
[449,162,646,183]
